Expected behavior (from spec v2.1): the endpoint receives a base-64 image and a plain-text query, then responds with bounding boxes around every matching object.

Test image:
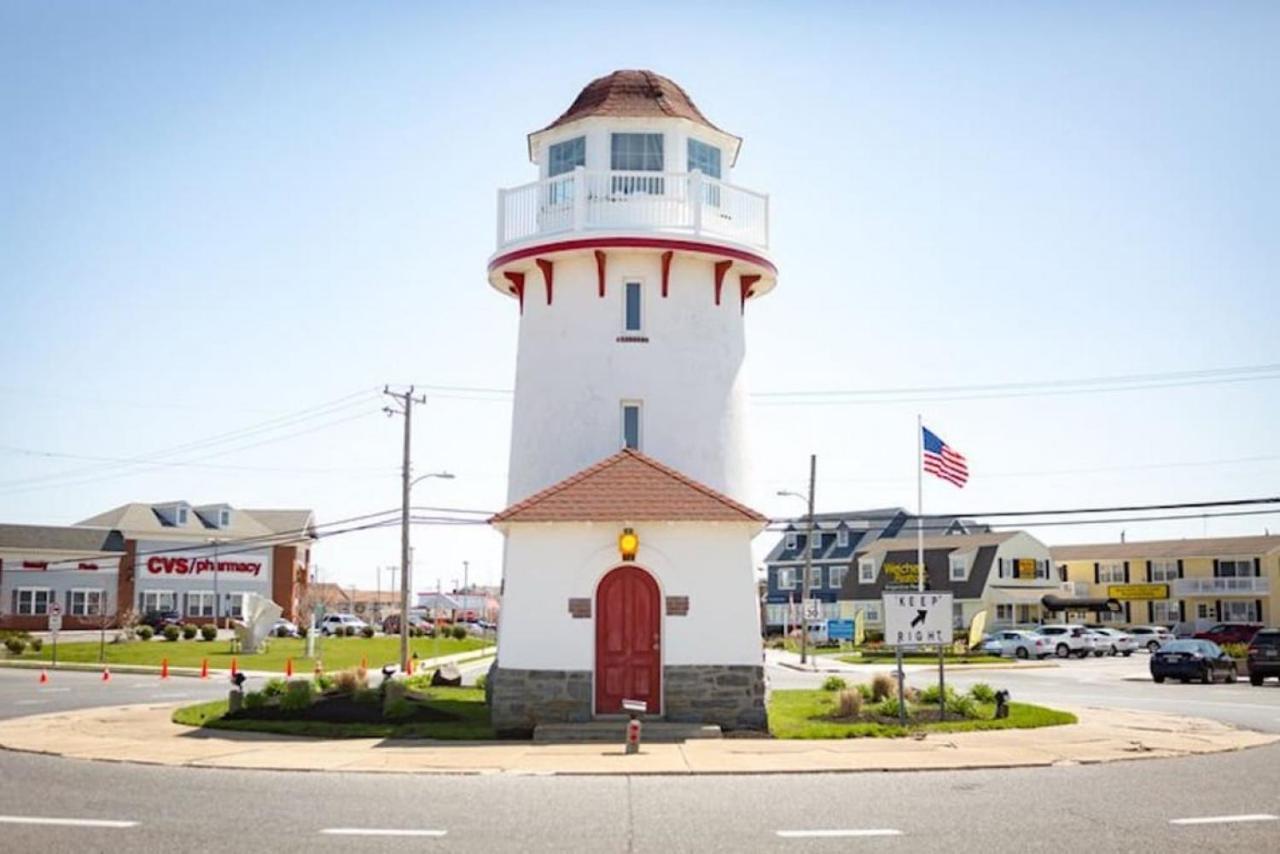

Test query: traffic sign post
[49,604,62,667]
[883,592,955,724]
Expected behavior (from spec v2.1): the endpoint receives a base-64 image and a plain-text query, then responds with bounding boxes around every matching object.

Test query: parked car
[1246,629,1280,686]
[1089,628,1138,656]
[139,609,183,631]
[991,629,1052,660]
[271,618,299,638]
[317,613,369,636]
[381,613,433,635]
[1035,624,1093,659]
[1150,639,1238,684]
[1193,623,1263,646]
[975,634,1004,656]
[1128,625,1175,653]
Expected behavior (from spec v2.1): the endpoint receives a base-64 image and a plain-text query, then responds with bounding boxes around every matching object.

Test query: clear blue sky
[2,1,1278,590]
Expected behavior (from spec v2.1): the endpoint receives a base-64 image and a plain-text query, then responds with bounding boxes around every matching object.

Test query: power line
[765,506,1280,533]
[0,444,397,476]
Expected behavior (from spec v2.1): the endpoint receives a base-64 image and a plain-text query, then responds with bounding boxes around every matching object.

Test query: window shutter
[1254,557,1261,577]
[9,589,16,614]
[1215,600,1222,621]
[1124,602,1131,622]
[65,590,72,615]
[1255,599,1263,621]
[1146,601,1153,623]
[1213,559,1220,577]
[1093,562,1100,584]
[1177,559,1184,579]
[1123,561,1130,583]
[1178,600,1186,622]
[1144,560,1152,582]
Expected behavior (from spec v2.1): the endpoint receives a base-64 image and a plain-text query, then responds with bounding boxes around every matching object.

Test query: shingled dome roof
[539,69,732,137]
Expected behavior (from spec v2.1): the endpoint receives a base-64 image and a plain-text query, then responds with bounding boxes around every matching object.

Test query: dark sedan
[1150,639,1238,684]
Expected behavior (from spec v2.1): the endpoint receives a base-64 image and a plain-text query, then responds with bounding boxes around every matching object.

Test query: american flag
[922,426,969,487]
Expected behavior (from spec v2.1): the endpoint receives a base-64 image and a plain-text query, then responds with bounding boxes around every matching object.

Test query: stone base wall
[663,664,767,731]
[488,664,592,736]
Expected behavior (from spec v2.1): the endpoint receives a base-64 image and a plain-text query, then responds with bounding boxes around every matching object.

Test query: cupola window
[547,136,585,205]
[611,133,664,194]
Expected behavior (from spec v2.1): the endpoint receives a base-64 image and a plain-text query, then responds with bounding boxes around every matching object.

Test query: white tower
[488,70,776,505]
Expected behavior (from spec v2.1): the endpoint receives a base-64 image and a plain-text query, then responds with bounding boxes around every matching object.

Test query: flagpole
[917,414,924,594]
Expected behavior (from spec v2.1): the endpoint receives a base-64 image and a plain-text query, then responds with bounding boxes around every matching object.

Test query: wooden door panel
[595,566,661,715]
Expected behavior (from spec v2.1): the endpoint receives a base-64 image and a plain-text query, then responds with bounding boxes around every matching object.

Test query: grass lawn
[838,653,1018,666]
[15,635,493,673]
[172,685,493,740]
[768,689,1076,739]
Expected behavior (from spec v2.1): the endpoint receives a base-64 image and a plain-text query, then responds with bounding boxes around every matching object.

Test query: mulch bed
[228,694,459,725]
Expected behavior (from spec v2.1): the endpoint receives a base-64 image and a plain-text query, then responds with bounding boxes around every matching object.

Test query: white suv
[318,613,369,636]
[1035,624,1093,659]
[1128,625,1175,653]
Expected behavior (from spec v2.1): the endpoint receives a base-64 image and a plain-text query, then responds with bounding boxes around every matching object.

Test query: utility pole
[384,385,426,674]
[463,560,470,593]
[800,454,816,665]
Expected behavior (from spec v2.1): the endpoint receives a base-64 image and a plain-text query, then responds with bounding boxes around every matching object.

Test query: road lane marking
[36,688,70,693]
[0,816,138,828]
[321,828,447,837]
[14,700,49,706]
[777,829,902,838]
[1170,814,1278,826]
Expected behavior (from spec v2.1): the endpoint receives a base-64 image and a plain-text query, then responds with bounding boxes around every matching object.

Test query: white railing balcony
[495,167,769,252]
[1172,576,1270,597]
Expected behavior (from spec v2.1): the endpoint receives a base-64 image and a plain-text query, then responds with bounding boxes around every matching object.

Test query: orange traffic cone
[101,666,111,682]
[38,669,48,685]
[200,658,209,679]
[285,657,293,678]
[314,659,323,677]
[230,657,238,677]
[160,659,169,680]
[361,656,367,671]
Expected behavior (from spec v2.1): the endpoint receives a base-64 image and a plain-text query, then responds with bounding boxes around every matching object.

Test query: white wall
[506,250,751,506]
[133,541,272,611]
[497,522,763,672]
[0,551,118,615]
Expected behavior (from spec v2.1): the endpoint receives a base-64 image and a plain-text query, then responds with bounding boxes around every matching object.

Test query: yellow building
[1051,535,1279,632]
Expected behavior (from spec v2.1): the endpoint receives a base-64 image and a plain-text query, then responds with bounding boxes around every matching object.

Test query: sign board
[968,609,988,649]
[883,591,954,646]
[48,614,62,633]
[803,599,822,620]
[1107,583,1169,601]
[827,619,855,640]
[49,602,62,616]
[882,562,922,588]
[1016,559,1038,579]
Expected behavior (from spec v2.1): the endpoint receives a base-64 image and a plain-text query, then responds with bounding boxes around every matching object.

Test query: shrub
[474,673,487,691]
[242,690,267,710]
[353,687,380,705]
[876,696,910,720]
[946,694,978,718]
[181,624,198,640]
[969,682,996,703]
[200,624,217,641]
[332,667,368,695]
[864,630,885,644]
[437,623,452,637]
[835,689,863,718]
[919,684,957,705]
[1222,642,1248,660]
[383,697,415,721]
[0,629,32,641]
[29,637,43,652]
[135,625,154,640]
[4,637,27,655]
[870,673,894,701]
[451,625,468,641]
[162,625,181,642]
[821,675,847,692]
[315,673,335,692]
[361,625,375,639]
[280,679,314,712]
[262,677,287,697]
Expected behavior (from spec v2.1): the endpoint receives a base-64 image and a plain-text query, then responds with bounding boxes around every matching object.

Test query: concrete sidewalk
[0,702,1272,776]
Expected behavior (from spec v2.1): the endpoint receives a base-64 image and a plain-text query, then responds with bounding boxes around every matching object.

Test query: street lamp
[399,471,454,674]
[778,459,817,665]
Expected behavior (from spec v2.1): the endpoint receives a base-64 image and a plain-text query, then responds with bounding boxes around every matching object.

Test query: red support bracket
[713,260,733,306]
[503,271,526,314]
[536,258,554,306]
[660,251,673,298]
[594,250,607,298]
[739,274,761,314]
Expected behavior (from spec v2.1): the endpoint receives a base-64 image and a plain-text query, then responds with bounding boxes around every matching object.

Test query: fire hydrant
[622,698,647,754]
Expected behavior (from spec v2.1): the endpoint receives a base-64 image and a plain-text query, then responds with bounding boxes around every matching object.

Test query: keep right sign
[883,591,954,647]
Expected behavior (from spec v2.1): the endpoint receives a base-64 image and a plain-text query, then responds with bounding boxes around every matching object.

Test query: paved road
[1,657,1278,852]
[766,650,1280,732]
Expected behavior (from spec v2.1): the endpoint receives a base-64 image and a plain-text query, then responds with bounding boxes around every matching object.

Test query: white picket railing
[1173,576,1270,596]
[495,167,769,251]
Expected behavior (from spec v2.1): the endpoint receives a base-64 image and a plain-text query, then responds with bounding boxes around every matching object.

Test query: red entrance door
[595,566,661,715]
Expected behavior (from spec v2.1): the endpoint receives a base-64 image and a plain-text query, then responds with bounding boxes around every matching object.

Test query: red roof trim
[489,236,776,276]
[490,449,766,524]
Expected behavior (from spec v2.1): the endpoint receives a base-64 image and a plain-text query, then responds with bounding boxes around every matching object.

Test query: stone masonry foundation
[663,664,767,731]
[488,665,592,736]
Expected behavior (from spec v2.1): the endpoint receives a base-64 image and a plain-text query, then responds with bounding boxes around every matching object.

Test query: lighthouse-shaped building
[487,70,775,734]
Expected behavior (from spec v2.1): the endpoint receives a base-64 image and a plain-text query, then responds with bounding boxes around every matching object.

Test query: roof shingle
[490,449,766,524]
[539,69,730,136]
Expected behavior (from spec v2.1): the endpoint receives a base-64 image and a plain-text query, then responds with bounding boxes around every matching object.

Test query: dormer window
[837,528,849,548]
[219,509,231,528]
[176,507,188,525]
[611,133,663,194]
[785,532,798,551]
[811,533,823,553]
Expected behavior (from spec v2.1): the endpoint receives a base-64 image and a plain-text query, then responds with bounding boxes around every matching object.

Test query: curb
[778,660,1058,674]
